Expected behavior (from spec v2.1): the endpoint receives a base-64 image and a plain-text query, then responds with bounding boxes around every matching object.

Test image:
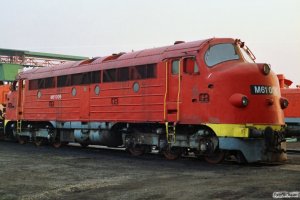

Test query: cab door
[79,73,90,120]
[16,79,25,121]
[180,56,202,124]
[56,75,69,121]
[80,84,90,120]
[165,58,181,122]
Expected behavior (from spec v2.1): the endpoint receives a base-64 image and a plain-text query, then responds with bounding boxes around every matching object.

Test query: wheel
[204,149,226,164]
[80,143,89,148]
[52,138,62,148]
[34,138,44,147]
[127,145,145,156]
[53,141,62,148]
[17,136,27,145]
[163,148,181,160]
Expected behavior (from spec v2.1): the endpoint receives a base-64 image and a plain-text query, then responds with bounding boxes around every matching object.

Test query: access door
[80,84,90,120]
[164,58,182,122]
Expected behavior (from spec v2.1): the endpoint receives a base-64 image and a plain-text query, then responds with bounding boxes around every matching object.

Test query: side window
[91,71,101,83]
[136,65,147,79]
[45,77,55,88]
[101,64,157,83]
[130,67,141,80]
[71,73,83,85]
[118,67,129,82]
[29,78,55,90]
[70,73,91,85]
[103,69,117,82]
[29,79,38,90]
[82,73,90,85]
[183,57,199,74]
[147,64,156,78]
[57,75,71,87]
[172,60,179,75]
[38,79,45,89]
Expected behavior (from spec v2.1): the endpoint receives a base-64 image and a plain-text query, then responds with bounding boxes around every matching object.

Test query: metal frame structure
[0,48,88,68]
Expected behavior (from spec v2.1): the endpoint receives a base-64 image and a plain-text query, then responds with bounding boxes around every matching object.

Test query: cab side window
[183,57,199,75]
[172,60,180,75]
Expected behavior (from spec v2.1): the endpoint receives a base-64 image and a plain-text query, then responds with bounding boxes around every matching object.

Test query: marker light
[259,63,271,75]
[241,96,249,107]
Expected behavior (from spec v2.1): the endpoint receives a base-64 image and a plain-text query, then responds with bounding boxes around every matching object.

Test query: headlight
[229,93,249,108]
[280,97,289,109]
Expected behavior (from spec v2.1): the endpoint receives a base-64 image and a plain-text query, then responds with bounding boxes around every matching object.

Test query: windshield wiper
[235,39,256,62]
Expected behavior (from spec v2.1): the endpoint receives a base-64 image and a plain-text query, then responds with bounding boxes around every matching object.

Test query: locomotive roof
[19,38,215,80]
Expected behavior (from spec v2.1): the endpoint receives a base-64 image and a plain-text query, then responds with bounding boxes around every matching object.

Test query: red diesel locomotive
[4,38,288,163]
[278,74,300,137]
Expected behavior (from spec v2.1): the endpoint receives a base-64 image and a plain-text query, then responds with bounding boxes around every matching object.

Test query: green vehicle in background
[0,48,88,138]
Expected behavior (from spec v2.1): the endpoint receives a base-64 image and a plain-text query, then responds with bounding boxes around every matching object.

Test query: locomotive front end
[202,39,287,163]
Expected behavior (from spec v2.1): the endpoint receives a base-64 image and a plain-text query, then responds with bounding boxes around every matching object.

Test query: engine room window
[103,69,117,82]
[183,57,199,74]
[38,79,45,89]
[130,67,140,80]
[91,71,101,83]
[205,43,240,67]
[57,75,71,87]
[130,64,157,80]
[45,77,55,88]
[71,73,83,85]
[81,73,90,85]
[118,67,129,82]
[136,65,146,79]
[172,60,179,75]
[29,80,38,90]
[147,64,156,78]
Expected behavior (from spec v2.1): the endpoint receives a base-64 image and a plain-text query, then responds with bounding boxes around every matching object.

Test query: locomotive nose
[209,62,285,124]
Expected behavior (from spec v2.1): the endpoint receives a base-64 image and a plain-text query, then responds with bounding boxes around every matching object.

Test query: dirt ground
[0,141,299,200]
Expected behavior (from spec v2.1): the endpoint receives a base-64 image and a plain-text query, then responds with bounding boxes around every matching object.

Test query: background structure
[1,0,299,85]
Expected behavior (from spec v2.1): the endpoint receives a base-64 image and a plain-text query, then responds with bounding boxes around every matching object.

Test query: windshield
[205,43,240,67]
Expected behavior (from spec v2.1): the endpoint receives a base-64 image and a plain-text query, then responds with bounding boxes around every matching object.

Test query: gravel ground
[0,141,299,200]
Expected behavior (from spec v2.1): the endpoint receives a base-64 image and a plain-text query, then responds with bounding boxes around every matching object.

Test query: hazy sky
[1,0,299,85]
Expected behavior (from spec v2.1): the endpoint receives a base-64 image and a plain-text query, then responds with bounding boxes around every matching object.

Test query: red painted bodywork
[0,85,10,105]
[6,38,285,126]
[278,74,300,119]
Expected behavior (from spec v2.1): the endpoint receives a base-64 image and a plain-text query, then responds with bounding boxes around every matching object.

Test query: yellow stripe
[4,120,10,127]
[205,123,283,138]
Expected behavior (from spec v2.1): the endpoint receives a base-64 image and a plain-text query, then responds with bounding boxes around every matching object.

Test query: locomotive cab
[191,38,287,163]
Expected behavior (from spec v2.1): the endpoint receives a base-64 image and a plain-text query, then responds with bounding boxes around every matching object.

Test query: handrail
[177,60,181,122]
[163,61,168,121]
